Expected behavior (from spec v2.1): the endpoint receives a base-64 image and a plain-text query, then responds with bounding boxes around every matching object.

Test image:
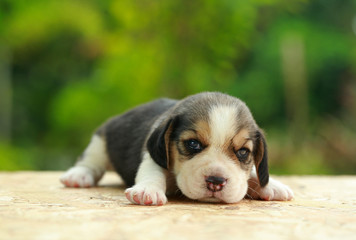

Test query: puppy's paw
[259,178,294,201]
[60,166,96,188]
[125,184,167,206]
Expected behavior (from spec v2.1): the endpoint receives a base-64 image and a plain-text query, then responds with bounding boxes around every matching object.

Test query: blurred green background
[0,0,355,174]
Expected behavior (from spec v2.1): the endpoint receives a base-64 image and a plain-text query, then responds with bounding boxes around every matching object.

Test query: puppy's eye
[236,148,250,162]
[184,139,203,153]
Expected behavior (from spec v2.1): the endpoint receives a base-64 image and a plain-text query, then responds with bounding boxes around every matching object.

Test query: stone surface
[0,172,355,240]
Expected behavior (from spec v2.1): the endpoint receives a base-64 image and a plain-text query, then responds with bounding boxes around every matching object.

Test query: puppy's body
[61,92,293,205]
[98,98,177,187]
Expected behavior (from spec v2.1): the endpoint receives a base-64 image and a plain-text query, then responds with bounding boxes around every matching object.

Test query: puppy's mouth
[177,172,247,203]
[198,191,225,203]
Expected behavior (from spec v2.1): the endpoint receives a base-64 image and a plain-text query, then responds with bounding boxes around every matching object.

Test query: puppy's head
[147,92,269,203]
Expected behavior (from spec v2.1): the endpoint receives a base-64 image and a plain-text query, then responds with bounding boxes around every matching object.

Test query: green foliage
[0,0,355,174]
[0,143,35,170]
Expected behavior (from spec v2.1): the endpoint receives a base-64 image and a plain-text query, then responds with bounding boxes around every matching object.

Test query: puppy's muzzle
[205,176,227,192]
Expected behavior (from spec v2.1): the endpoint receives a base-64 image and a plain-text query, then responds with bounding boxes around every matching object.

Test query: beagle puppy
[60,92,293,205]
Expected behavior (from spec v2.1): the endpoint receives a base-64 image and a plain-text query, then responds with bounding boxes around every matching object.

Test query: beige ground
[0,172,355,240]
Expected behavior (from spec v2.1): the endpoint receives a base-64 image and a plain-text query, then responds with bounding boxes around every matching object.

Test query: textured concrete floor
[0,172,355,240]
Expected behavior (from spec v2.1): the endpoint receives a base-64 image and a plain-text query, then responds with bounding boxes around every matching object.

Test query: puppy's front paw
[125,184,167,206]
[259,178,294,201]
[60,166,96,188]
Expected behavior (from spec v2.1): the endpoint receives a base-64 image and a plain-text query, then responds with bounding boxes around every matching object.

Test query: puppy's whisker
[247,187,259,194]
[248,179,260,185]
[245,192,253,200]
[248,187,261,197]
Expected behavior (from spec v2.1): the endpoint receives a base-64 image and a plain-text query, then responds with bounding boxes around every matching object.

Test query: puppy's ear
[146,117,177,169]
[253,130,269,187]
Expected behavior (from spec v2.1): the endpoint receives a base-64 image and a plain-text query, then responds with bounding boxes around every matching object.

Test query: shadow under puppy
[61,92,294,205]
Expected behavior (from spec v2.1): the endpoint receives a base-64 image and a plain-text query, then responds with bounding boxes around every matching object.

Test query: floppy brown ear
[253,130,269,187]
[146,117,177,169]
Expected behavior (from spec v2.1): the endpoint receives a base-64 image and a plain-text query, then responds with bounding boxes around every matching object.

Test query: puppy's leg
[125,152,167,206]
[247,167,294,201]
[60,134,109,188]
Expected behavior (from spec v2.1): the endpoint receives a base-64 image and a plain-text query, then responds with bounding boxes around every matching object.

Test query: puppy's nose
[205,176,227,192]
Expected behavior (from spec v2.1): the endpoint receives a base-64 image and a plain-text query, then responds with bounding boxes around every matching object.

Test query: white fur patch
[125,151,167,205]
[60,135,109,187]
[209,105,237,147]
[60,166,96,188]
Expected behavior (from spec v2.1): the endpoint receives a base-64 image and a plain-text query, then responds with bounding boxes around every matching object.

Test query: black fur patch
[253,131,269,187]
[146,118,176,169]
